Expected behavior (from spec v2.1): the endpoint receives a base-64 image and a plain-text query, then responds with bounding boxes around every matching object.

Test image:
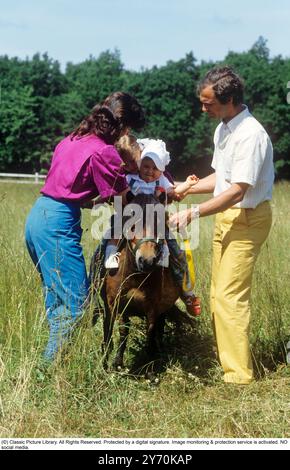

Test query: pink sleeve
[89,145,128,199]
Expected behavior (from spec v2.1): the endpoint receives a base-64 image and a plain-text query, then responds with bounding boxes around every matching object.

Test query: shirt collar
[222,105,250,133]
[132,174,158,185]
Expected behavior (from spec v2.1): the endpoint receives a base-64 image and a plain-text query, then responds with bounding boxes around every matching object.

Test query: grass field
[0,181,289,438]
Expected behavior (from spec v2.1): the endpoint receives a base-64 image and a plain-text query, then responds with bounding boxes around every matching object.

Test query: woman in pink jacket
[25,92,145,363]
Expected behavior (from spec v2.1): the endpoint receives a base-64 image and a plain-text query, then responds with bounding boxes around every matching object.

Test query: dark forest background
[1,37,289,179]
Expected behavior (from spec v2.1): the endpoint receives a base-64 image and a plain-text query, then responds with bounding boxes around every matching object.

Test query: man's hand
[186,174,199,186]
[169,208,192,230]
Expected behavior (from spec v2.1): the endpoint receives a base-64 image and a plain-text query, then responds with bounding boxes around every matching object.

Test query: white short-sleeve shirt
[211,106,274,208]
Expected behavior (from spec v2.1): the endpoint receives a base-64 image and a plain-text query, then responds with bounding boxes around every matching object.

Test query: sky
[0,0,289,71]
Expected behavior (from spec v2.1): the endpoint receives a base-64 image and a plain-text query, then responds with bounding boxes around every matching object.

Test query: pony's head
[123,193,167,272]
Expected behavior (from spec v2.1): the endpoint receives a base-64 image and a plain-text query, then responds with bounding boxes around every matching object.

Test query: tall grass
[0,181,289,438]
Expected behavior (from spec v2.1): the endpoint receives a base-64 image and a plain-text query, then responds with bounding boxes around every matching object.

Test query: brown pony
[91,193,182,372]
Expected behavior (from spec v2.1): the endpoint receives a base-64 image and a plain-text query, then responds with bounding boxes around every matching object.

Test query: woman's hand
[80,200,94,209]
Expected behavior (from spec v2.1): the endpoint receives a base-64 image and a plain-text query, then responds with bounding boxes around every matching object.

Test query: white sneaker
[105,252,121,269]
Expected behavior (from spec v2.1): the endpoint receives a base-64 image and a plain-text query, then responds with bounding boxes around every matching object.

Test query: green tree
[0,44,289,178]
[20,54,69,171]
[0,86,37,171]
[0,53,69,171]
[224,37,290,178]
[125,53,200,175]
[65,49,125,110]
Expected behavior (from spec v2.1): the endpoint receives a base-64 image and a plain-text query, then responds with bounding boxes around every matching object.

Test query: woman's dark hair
[197,66,244,105]
[72,92,145,143]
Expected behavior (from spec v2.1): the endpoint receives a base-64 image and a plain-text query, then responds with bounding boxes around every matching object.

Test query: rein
[127,236,164,260]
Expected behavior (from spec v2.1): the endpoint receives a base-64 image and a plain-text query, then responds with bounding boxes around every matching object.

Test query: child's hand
[155,185,165,197]
[155,186,166,204]
[168,192,182,202]
[186,174,199,186]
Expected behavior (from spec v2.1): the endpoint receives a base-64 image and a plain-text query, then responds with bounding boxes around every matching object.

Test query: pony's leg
[156,314,166,349]
[146,309,166,363]
[147,309,164,355]
[113,314,130,370]
[144,318,161,380]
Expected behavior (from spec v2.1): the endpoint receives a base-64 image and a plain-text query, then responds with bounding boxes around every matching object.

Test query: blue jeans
[25,196,89,361]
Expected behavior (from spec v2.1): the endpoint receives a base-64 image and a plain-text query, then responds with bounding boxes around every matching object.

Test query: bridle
[127,236,164,263]
[122,193,166,269]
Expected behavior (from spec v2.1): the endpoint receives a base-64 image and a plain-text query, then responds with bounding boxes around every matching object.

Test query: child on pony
[105,136,198,267]
[103,135,201,316]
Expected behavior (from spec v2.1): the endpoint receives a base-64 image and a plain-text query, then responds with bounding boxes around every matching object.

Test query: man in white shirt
[170,66,274,384]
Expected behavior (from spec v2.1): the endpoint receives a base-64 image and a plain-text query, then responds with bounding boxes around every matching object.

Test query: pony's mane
[123,193,163,227]
[130,193,160,208]
[120,193,167,248]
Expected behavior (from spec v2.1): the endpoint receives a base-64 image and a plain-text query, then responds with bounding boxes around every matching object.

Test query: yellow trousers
[210,201,272,384]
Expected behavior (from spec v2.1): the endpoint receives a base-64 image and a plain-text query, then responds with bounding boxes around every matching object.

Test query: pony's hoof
[145,371,160,385]
[113,362,129,373]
